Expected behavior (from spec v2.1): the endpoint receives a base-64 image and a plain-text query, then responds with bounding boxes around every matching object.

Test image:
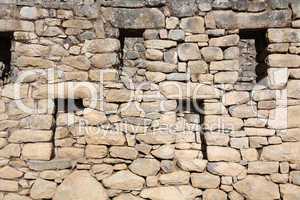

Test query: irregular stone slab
[62,19,93,29]
[191,172,220,189]
[85,128,126,145]
[168,0,196,17]
[207,162,246,176]
[177,159,207,172]
[159,171,190,185]
[292,1,300,19]
[203,115,243,131]
[210,60,239,71]
[207,146,241,162]
[209,35,239,47]
[62,56,91,70]
[267,54,300,68]
[261,142,300,162]
[146,61,177,73]
[4,194,31,200]
[91,53,119,68]
[268,29,300,43]
[180,17,205,33]
[16,56,54,68]
[83,39,120,53]
[9,130,53,143]
[53,171,108,200]
[222,91,250,106]
[22,143,53,161]
[141,186,201,200]
[144,40,177,49]
[280,184,300,200]
[288,106,300,128]
[248,161,279,175]
[30,179,57,199]
[114,193,144,200]
[0,179,18,192]
[102,8,165,29]
[178,43,201,61]
[102,170,145,190]
[203,189,227,200]
[234,175,280,200]
[129,158,160,176]
[211,10,291,29]
[28,159,72,171]
[136,132,176,144]
[288,80,300,99]
[110,146,138,160]
[0,166,23,179]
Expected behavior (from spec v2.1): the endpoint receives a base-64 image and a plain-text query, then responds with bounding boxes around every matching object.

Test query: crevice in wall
[0,32,13,81]
[239,29,268,84]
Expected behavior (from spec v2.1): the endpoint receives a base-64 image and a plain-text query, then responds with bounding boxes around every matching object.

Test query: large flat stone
[168,0,196,17]
[53,171,108,200]
[268,29,300,43]
[211,10,291,29]
[102,8,165,29]
[267,54,300,68]
[261,142,300,162]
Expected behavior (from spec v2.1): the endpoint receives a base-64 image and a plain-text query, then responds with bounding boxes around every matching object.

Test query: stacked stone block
[0,0,299,200]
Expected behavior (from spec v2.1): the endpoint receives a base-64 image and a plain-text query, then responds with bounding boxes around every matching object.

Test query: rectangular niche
[0,32,13,81]
[239,30,268,84]
[54,98,85,113]
[119,29,145,68]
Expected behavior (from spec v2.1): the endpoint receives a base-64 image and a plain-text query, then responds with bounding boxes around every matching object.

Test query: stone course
[0,0,298,200]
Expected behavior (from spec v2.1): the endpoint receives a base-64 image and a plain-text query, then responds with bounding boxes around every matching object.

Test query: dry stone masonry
[0,0,299,199]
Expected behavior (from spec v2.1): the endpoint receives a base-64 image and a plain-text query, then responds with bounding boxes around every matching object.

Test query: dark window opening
[239,30,268,84]
[0,32,13,81]
[54,98,85,113]
[176,99,203,114]
[119,29,145,68]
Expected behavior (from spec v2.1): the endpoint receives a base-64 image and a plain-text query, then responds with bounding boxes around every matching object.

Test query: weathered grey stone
[212,10,291,29]
[28,159,73,171]
[102,8,165,28]
[103,170,145,190]
[129,158,160,176]
[30,179,57,199]
[210,60,239,71]
[201,47,223,62]
[188,60,208,74]
[53,171,108,200]
[168,30,185,41]
[62,19,93,29]
[209,35,239,47]
[144,40,177,49]
[110,146,138,160]
[180,17,205,33]
[268,29,300,43]
[234,175,280,200]
[292,1,300,19]
[191,172,220,189]
[146,61,177,73]
[215,71,239,84]
[169,0,196,17]
[178,43,201,61]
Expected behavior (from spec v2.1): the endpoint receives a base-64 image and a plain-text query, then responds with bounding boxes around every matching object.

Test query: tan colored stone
[177,159,207,172]
[106,89,132,103]
[152,145,175,159]
[201,47,223,61]
[91,53,119,68]
[159,171,190,185]
[110,146,138,160]
[245,128,275,136]
[234,175,280,200]
[0,166,23,179]
[53,171,108,200]
[209,35,239,47]
[144,40,177,49]
[9,130,53,143]
[146,61,177,73]
[204,115,243,131]
[222,91,250,106]
[3,194,31,200]
[16,56,54,68]
[83,108,107,125]
[215,71,239,84]
[86,145,107,159]
[0,144,21,158]
[191,172,220,189]
[268,29,300,43]
[203,189,227,200]
[83,39,120,53]
[62,19,93,29]
[280,184,300,200]
[204,132,230,146]
[85,128,126,145]
[207,146,241,162]
[30,179,56,199]
[0,179,18,192]
[15,43,49,57]
[129,158,160,177]
[267,54,300,68]
[248,161,279,175]
[180,17,205,33]
[288,80,300,99]
[103,170,145,190]
[188,60,208,74]
[178,43,201,61]
[261,142,300,162]
[207,162,246,177]
[62,56,91,70]
[114,194,143,200]
[57,147,84,160]
[210,60,239,71]
[22,143,52,160]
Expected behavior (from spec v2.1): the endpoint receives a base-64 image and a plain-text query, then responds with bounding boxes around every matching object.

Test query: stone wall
[0,0,299,199]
